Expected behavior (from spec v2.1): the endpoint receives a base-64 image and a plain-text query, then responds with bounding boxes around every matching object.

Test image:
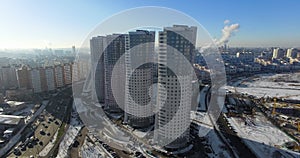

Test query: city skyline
[1,1,300,157]
[1,0,300,49]
[0,25,299,157]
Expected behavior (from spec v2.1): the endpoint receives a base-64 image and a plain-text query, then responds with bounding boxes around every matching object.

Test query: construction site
[224,72,300,157]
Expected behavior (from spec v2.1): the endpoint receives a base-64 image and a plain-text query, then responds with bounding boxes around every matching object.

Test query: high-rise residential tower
[286,48,299,59]
[124,30,155,128]
[29,68,42,93]
[54,65,64,88]
[63,63,72,85]
[103,34,126,113]
[272,48,285,59]
[1,66,18,89]
[39,68,48,92]
[16,65,31,89]
[154,25,197,150]
[45,67,56,91]
[90,36,106,103]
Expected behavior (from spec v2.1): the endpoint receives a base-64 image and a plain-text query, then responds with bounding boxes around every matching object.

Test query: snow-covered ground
[101,126,132,148]
[75,97,134,151]
[12,103,34,116]
[191,111,213,128]
[198,86,209,111]
[5,101,25,107]
[227,73,300,100]
[227,112,300,158]
[206,129,232,158]
[0,116,21,124]
[192,111,231,158]
[132,126,153,138]
[80,138,104,158]
[56,104,84,158]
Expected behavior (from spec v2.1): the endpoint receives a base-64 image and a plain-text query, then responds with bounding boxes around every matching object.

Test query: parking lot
[9,111,62,157]
[8,89,72,157]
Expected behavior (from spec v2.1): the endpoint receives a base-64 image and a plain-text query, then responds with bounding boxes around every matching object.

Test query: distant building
[17,64,73,93]
[236,52,254,62]
[286,48,299,59]
[16,66,31,89]
[286,48,293,58]
[29,68,42,93]
[225,64,237,74]
[63,64,72,85]
[0,66,18,89]
[45,67,55,91]
[39,68,48,92]
[72,61,88,82]
[72,62,80,82]
[272,48,285,59]
[54,65,64,88]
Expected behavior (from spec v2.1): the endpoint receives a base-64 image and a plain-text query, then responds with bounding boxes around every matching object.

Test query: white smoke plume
[216,20,240,46]
[224,19,230,25]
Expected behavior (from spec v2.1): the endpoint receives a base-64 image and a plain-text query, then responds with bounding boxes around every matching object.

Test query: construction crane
[272,98,277,116]
[271,95,290,116]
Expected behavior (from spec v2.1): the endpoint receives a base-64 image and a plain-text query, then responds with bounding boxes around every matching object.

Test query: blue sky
[0,0,299,49]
